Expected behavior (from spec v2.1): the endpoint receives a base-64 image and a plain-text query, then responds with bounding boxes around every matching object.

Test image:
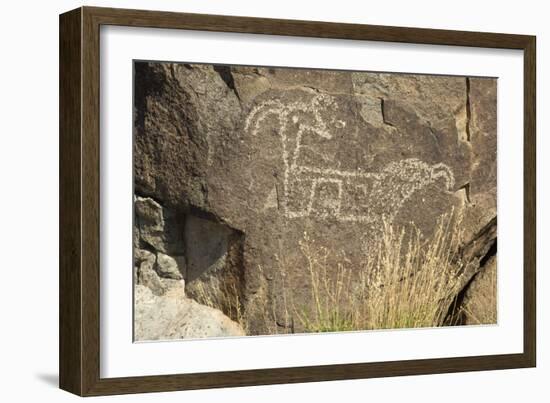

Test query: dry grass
[185,209,495,335]
[190,279,248,333]
[363,213,464,330]
[274,210,467,333]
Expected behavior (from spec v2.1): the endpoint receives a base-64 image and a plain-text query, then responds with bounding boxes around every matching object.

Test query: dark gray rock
[460,78,498,241]
[183,213,245,320]
[133,62,242,211]
[460,255,497,325]
[133,62,497,335]
[134,196,185,254]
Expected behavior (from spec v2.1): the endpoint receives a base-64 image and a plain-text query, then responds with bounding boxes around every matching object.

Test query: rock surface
[137,259,165,296]
[460,256,497,325]
[133,62,497,336]
[156,252,184,280]
[134,285,245,341]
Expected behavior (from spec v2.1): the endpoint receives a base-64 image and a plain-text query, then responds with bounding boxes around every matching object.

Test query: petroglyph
[245,92,456,225]
[134,62,497,337]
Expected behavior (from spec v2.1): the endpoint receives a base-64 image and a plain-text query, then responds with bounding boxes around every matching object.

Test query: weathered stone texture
[133,62,497,337]
[134,285,245,341]
[156,252,184,280]
[460,255,497,325]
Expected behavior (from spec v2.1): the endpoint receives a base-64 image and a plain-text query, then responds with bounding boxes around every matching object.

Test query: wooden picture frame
[59,6,536,396]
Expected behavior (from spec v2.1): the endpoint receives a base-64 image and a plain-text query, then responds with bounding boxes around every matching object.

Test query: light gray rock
[134,285,245,341]
[135,197,165,251]
[156,252,183,280]
[137,261,165,296]
[135,248,155,268]
[135,249,164,295]
[133,62,497,335]
[161,278,186,297]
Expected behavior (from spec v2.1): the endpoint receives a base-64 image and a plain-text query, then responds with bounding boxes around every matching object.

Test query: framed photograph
[59,6,536,396]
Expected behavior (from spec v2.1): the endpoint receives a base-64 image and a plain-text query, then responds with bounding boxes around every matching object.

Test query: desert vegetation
[133,62,497,340]
[263,210,492,334]
[185,209,497,336]
[189,279,249,334]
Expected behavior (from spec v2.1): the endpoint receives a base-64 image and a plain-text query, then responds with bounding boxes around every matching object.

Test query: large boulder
[134,285,245,341]
[133,62,497,335]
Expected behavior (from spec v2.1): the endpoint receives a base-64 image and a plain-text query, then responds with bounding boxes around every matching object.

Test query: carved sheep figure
[245,92,455,225]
